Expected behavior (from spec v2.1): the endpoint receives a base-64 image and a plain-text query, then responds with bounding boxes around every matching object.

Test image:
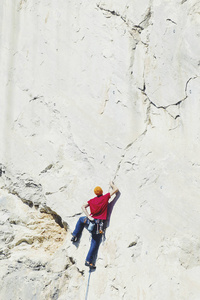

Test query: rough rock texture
[0,0,200,299]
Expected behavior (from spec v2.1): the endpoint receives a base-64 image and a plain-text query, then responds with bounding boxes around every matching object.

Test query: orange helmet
[94,186,103,196]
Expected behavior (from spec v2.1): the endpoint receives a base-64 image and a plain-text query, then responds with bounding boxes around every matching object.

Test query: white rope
[85,269,92,300]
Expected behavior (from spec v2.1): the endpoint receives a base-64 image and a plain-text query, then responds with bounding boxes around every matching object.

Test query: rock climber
[71,182,119,269]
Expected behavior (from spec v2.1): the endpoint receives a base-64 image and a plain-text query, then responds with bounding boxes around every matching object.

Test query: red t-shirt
[88,193,110,220]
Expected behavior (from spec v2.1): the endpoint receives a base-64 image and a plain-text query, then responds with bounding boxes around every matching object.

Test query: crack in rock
[113,129,147,179]
[139,76,198,120]
[100,98,109,115]
[97,4,147,34]
[29,95,43,102]
[128,241,137,248]
[41,164,54,174]
[166,18,177,25]
[139,7,152,29]
[0,164,6,177]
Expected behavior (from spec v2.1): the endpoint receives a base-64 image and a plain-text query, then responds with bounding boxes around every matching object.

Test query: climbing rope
[85,269,92,300]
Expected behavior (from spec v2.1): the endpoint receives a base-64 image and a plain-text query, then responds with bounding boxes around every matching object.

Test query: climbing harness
[85,269,92,300]
[95,219,104,234]
[86,218,105,234]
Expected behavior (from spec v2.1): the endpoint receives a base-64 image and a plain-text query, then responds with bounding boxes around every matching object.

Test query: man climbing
[71,182,119,269]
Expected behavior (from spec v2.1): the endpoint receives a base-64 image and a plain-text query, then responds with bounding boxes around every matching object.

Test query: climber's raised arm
[109,181,119,197]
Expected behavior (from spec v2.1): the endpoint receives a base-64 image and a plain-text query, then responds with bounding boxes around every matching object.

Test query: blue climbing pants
[72,216,102,264]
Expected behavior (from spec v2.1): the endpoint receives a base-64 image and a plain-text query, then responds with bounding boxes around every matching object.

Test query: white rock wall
[0,0,200,299]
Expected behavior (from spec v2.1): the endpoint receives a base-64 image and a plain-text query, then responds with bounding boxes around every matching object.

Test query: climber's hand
[88,216,94,221]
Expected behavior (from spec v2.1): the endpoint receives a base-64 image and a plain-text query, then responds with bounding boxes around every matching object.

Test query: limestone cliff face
[0,0,200,299]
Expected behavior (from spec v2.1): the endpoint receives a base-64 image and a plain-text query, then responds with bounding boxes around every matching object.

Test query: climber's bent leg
[72,216,87,239]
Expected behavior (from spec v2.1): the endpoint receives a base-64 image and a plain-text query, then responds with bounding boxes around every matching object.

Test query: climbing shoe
[85,261,96,270]
[71,235,78,242]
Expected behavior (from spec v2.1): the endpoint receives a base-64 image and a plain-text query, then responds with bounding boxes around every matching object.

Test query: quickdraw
[95,219,104,234]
